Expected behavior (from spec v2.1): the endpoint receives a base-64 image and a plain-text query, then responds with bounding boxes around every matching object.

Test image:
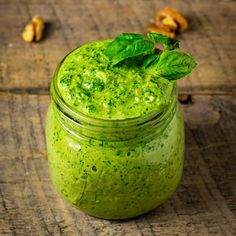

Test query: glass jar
[46,65,185,220]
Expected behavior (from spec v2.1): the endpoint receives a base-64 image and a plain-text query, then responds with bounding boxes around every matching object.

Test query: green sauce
[46,39,185,219]
[57,40,173,120]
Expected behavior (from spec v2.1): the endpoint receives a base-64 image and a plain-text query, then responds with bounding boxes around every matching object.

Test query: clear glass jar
[46,65,185,220]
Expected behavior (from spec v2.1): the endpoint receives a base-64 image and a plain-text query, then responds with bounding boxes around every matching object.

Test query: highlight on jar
[45,32,197,220]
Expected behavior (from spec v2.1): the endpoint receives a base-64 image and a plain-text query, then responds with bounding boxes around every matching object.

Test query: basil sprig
[147,50,197,80]
[147,32,179,50]
[104,33,155,66]
[104,32,197,81]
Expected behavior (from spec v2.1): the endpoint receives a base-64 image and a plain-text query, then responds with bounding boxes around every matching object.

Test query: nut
[147,23,176,39]
[22,23,34,42]
[160,16,178,31]
[155,20,174,33]
[32,16,44,41]
[22,15,44,42]
[156,7,188,33]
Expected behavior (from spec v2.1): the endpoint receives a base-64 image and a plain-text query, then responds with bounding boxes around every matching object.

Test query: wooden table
[1,0,235,235]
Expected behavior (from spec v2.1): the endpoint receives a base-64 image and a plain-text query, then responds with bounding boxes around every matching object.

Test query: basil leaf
[114,33,147,40]
[143,54,160,69]
[104,33,154,66]
[147,50,197,80]
[147,33,179,50]
[103,32,197,81]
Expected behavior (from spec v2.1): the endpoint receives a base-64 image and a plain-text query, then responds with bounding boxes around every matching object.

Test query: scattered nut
[22,23,35,42]
[32,16,44,41]
[22,15,44,43]
[156,7,188,33]
[147,6,188,38]
[159,16,178,31]
[147,23,176,39]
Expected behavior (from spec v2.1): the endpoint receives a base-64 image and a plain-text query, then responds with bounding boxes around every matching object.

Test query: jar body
[46,101,184,219]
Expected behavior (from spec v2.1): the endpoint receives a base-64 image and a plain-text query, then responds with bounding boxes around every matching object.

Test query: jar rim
[51,53,177,128]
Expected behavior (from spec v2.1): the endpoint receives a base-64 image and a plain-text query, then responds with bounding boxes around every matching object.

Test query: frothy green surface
[56,40,173,120]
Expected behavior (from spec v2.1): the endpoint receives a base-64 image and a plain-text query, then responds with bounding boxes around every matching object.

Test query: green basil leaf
[143,54,160,69]
[103,32,196,81]
[147,33,179,50]
[114,33,147,40]
[104,33,154,66]
[147,50,197,80]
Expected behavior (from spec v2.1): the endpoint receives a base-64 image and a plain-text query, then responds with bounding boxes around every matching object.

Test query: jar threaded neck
[51,78,178,142]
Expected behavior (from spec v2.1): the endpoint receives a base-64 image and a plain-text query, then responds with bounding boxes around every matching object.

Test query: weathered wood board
[0,0,235,94]
[0,93,235,235]
[0,0,236,235]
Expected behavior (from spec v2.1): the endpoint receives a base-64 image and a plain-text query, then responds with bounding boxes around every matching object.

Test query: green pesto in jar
[46,39,185,219]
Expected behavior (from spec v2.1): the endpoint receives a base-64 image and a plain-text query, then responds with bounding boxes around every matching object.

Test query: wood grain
[0,0,236,235]
[0,0,235,94]
[0,93,235,235]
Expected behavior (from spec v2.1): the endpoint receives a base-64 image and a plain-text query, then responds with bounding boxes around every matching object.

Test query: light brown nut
[155,20,173,32]
[32,15,44,41]
[22,23,34,42]
[156,7,188,33]
[161,16,178,31]
[147,23,176,39]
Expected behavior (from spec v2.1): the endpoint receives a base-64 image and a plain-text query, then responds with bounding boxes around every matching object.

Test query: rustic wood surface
[0,0,235,235]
